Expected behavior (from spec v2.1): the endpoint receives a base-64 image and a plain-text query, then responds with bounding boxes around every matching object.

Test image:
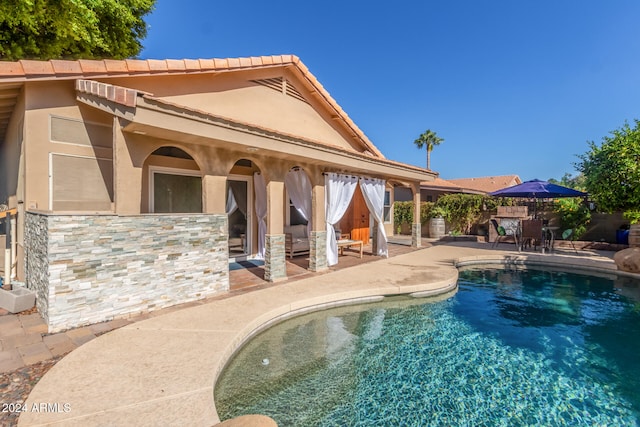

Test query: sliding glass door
[227,175,252,261]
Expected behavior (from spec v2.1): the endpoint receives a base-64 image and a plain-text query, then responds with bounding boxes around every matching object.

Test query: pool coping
[18,244,628,426]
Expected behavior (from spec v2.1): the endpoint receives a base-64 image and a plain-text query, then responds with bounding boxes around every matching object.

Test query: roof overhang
[76,81,434,183]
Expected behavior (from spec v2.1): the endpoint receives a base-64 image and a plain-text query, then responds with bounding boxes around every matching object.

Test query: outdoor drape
[228,181,247,217]
[284,168,313,235]
[253,173,267,260]
[325,172,358,266]
[225,187,238,215]
[359,177,388,257]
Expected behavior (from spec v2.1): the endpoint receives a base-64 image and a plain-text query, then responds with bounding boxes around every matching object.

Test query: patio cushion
[284,224,307,239]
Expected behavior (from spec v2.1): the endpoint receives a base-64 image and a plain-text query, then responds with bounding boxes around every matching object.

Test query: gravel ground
[0,357,62,427]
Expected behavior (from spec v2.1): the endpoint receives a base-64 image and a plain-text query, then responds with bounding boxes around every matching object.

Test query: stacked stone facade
[309,230,327,271]
[25,212,229,332]
[412,223,421,248]
[264,234,286,282]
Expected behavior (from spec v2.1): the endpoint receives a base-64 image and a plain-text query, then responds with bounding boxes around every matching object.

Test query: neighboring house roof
[419,177,485,195]
[446,175,522,194]
[0,55,385,159]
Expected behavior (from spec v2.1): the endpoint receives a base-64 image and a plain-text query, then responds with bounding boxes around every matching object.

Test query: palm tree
[413,129,444,170]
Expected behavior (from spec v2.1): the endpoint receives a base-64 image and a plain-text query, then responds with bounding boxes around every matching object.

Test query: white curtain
[253,173,267,260]
[225,188,238,215]
[325,173,358,266]
[228,181,247,217]
[285,168,312,234]
[359,177,388,257]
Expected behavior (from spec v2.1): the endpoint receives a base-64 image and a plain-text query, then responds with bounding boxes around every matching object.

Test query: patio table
[337,239,363,258]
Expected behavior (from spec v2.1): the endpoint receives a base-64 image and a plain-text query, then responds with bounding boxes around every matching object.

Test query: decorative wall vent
[251,77,309,105]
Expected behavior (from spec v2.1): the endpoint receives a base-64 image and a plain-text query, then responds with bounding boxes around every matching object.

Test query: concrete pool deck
[18,242,622,426]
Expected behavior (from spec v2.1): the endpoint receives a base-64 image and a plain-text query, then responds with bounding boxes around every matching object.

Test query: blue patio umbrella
[489,179,587,199]
[489,179,588,218]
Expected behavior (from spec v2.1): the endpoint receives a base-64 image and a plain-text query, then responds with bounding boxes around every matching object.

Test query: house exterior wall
[25,211,229,332]
[23,80,115,212]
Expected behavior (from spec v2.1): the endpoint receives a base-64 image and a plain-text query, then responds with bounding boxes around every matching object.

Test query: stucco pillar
[309,179,327,272]
[264,179,286,282]
[202,175,226,214]
[114,119,142,215]
[412,182,421,248]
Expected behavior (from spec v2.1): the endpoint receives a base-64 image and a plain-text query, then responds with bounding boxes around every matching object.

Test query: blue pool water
[214,267,640,426]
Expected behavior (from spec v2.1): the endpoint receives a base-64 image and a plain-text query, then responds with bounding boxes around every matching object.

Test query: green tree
[413,129,444,170]
[548,172,586,191]
[576,119,640,217]
[0,0,155,61]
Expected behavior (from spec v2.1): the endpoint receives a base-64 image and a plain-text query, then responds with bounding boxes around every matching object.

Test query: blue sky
[140,1,640,182]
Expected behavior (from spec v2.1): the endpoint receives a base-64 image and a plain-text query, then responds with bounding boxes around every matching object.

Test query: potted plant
[428,206,447,239]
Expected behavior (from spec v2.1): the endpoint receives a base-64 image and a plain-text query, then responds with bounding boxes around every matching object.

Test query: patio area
[229,236,434,292]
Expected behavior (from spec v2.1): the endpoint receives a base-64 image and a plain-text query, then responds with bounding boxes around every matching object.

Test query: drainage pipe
[10,214,16,280]
[3,212,10,288]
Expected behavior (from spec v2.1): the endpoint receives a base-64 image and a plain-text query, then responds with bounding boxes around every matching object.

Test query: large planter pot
[630,223,640,247]
[428,217,446,239]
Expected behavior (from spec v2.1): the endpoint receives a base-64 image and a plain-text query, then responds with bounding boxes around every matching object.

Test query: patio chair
[562,229,579,254]
[520,219,543,251]
[491,219,513,248]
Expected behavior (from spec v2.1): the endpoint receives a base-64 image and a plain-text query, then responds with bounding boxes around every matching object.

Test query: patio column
[114,118,142,214]
[264,178,287,282]
[412,182,421,248]
[309,174,327,272]
[202,175,226,214]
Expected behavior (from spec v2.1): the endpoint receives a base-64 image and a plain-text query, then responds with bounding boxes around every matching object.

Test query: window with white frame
[383,190,391,223]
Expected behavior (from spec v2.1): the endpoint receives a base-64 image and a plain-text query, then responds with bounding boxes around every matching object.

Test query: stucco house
[0,55,434,331]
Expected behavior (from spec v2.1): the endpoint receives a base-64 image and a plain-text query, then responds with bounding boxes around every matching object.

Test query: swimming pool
[215,266,640,426]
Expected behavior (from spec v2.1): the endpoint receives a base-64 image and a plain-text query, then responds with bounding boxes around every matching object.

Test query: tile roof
[420,177,487,195]
[0,55,299,79]
[446,175,522,194]
[0,55,385,158]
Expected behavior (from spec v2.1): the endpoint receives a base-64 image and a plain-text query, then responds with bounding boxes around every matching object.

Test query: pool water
[215,267,640,426]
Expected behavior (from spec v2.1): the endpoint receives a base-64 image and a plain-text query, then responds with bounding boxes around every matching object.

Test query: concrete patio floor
[16,241,622,426]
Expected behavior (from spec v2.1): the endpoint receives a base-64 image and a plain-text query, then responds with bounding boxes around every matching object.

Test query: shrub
[553,198,591,239]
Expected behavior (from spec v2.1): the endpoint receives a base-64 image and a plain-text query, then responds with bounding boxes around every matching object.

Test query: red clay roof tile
[238,57,252,68]
[104,59,129,73]
[78,59,108,74]
[183,59,201,71]
[147,59,169,73]
[165,59,186,71]
[125,59,150,73]
[198,59,215,70]
[213,58,228,68]
[0,62,24,77]
[20,60,55,76]
[51,60,82,75]
[226,58,241,68]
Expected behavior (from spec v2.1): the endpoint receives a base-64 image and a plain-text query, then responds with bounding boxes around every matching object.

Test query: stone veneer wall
[412,223,421,248]
[264,234,286,282]
[308,230,327,272]
[25,212,229,332]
